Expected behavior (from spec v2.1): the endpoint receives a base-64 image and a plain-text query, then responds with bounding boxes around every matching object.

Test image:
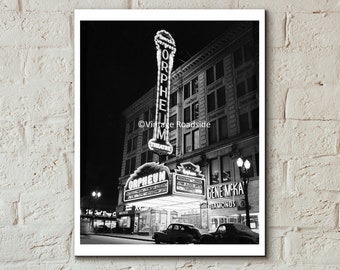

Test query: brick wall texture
[0,0,339,269]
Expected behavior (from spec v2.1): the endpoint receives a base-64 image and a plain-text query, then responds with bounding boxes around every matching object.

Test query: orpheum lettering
[148,30,176,156]
[207,182,244,200]
[128,171,166,190]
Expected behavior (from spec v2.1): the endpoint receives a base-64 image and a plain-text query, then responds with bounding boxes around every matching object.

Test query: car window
[173,225,180,230]
[167,224,173,230]
[180,226,185,231]
[217,225,226,233]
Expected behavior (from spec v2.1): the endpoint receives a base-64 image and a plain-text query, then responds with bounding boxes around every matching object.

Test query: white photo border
[74,9,265,256]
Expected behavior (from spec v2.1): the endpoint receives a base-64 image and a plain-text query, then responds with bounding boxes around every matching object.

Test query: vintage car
[200,223,259,244]
[153,223,201,244]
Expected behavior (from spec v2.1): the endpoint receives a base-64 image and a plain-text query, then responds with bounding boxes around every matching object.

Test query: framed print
[74,9,265,256]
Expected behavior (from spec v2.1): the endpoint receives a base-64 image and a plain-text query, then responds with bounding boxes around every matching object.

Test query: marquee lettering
[207,182,245,200]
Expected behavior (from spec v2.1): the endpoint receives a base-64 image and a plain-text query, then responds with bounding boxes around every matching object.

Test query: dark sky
[80,20,233,211]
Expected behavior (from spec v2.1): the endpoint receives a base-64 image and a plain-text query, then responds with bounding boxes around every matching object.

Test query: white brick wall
[0,0,339,269]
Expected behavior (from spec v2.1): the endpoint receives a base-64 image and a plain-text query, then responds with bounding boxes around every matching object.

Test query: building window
[170,139,176,157]
[184,132,192,154]
[141,152,147,164]
[207,86,226,113]
[233,41,255,69]
[239,113,250,133]
[184,107,191,123]
[184,77,199,99]
[207,92,215,113]
[192,102,199,121]
[148,128,153,140]
[216,86,226,108]
[206,66,214,85]
[208,120,217,144]
[216,61,224,80]
[127,139,132,153]
[170,92,177,107]
[221,156,232,182]
[191,77,199,95]
[239,107,258,134]
[236,81,246,98]
[206,60,224,86]
[142,130,148,145]
[233,47,243,68]
[192,129,199,151]
[236,74,257,98]
[169,114,177,132]
[134,117,139,130]
[150,106,156,121]
[210,158,220,184]
[147,151,154,162]
[184,83,190,99]
[144,110,149,122]
[125,159,130,175]
[132,136,137,150]
[128,121,133,133]
[208,116,229,145]
[251,108,259,130]
[218,116,228,140]
[130,157,136,173]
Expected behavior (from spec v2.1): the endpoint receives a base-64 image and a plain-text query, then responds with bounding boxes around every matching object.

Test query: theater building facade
[116,22,260,235]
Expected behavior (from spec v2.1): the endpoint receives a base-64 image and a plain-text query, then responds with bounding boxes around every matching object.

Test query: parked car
[153,223,201,244]
[200,223,259,244]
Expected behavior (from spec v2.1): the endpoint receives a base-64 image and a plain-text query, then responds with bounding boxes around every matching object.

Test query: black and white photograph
[74,9,265,256]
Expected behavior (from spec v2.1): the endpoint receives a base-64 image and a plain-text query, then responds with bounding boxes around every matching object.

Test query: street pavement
[81,234,154,244]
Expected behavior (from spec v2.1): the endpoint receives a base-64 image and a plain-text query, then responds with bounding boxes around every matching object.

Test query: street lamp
[91,191,101,214]
[92,191,101,199]
[236,157,251,228]
[91,191,101,228]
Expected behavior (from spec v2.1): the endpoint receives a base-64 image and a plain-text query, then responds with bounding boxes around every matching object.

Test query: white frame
[75,9,265,256]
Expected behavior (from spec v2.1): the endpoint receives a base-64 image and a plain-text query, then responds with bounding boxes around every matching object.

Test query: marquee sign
[123,162,171,202]
[148,30,176,155]
[173,162,205,197]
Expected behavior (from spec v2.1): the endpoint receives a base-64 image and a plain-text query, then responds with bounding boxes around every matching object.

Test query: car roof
[169,223,196,227]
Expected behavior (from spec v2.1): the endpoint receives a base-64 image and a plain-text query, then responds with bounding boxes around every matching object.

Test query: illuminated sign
[123,162,171,202]
[209,199,249,209]
[209,201,237,209]
[148,30,176,155]
[207,182,244,200]
[173,162,205,197]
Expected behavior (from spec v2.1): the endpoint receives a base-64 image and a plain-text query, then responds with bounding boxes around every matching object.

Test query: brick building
[116,21,261,234]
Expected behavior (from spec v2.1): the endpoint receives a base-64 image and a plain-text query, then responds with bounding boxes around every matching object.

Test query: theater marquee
[173,162,205,197]
[123,162,171,202]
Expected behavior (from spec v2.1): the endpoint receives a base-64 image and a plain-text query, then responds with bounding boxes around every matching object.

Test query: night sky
[80,20,234,211]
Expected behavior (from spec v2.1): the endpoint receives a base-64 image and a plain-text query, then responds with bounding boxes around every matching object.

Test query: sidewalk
[97,232,154,242]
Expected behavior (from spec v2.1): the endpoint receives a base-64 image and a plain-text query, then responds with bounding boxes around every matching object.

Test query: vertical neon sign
[148,30,176,155]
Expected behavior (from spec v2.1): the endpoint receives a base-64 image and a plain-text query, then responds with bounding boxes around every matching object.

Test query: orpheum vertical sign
[148,30,176,155]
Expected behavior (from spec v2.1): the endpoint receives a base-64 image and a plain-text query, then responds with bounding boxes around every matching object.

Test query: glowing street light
[91,191,101,228]
[237,157,251,228]
[92,191,101,199]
